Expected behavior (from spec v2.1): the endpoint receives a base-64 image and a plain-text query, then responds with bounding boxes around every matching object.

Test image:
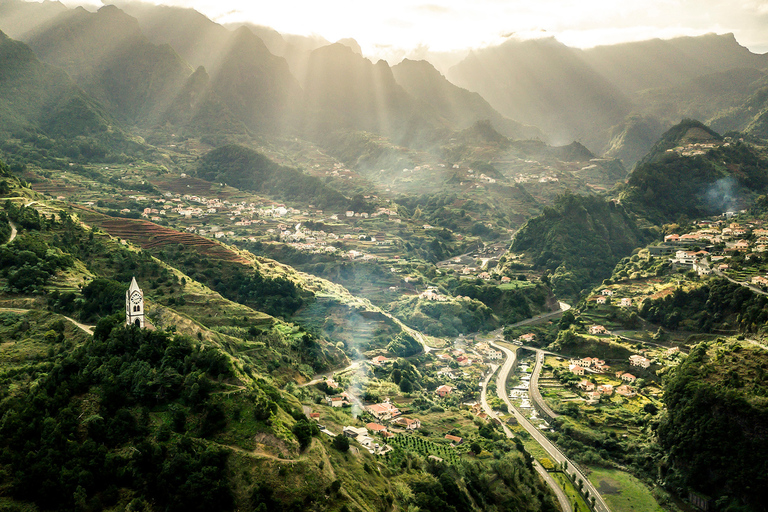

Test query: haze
[68,0,768,60]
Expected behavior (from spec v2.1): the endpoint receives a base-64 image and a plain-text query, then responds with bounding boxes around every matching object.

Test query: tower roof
[128,276,141,294]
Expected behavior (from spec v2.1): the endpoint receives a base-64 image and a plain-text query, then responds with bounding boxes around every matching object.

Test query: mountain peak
[335,37,361,55]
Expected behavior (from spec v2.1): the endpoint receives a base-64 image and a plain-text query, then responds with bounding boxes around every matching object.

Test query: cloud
[415,4,453,15]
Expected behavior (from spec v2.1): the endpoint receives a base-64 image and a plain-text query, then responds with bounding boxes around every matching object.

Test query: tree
[332,435,350,452]
[470,442,482,455]
[292,419,317,450]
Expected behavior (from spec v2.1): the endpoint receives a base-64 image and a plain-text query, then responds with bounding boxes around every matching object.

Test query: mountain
[21,5,191,126]
[0,0,67,40]
[225,21,330,78]
[447,37,631,150]
[95,4,301,135]
[603,115,669,168]
[391,58,543,140]
[299,43,439,145]
[113,0,230,72]
[708,73,768,138]
[0,30,109,136]
[197,26,301,134]
[621,121,768,223]
[0,29,148,168]
[581,33,768,95]
[660,338,768,511]
[195,144,350,209]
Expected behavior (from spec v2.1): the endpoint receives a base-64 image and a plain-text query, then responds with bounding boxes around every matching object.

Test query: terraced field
[74,207,252,265]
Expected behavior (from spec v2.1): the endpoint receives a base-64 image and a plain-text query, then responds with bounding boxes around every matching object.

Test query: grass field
[499,281,535,290]
[587,467,665,512]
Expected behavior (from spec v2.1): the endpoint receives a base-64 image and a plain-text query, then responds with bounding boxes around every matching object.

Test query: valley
[0,1,767,512]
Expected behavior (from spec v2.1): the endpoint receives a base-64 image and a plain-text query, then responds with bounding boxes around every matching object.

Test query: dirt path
[220,443,298,463]
[0,308,94,336]
[5,221,17,244]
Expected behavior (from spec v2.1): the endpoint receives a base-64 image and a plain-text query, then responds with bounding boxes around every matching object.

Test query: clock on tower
[125,276,145,328]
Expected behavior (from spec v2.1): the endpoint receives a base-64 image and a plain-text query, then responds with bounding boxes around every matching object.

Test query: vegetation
[639,278,768,333]
[623,140,768,223]
[659,340,768,511]
[196,145,351,210]
[0,326,235,511]
[389,296,495,337]
[511,192,652,298]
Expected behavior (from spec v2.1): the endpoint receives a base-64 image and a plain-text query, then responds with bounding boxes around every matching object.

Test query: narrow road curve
[490,340,611,512]
[528,349,560,420]
[479,364,572,512]
[300,361,360,387]
[511,301,571,328]
[702,260,768,296]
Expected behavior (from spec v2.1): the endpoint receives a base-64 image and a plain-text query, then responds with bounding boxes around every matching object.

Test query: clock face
[131,292,142,305]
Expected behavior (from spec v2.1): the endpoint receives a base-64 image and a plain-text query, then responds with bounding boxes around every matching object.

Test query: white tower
[126,276,145,328]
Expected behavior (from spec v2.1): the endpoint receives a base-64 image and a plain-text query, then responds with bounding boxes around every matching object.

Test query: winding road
[489,340,611,512]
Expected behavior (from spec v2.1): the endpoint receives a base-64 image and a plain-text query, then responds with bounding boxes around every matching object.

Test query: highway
[480,364,572,512]
[489,340,611,512]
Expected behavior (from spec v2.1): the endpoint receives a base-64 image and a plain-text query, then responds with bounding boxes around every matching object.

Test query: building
[366,423,388,434]
[392,417,421,430]
[618,372,637,383]
[569,364,585,376]
[577,380,595,391]
[615,385,636,397]
[366,402,400,421]
[629,355,651,368]
[518,333,536,344]
[343,426,368,439]
[444,434,463,446]
[125,277,145,328]
[596,296,607,305]
[620,298,633,308]
[436,385,454,398]
[601,289,614,296]
[327,395,350,407]
[598,384,614,395]
[589,325,608,335]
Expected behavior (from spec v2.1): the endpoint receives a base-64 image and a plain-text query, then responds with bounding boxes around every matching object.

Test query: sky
[85,0,768,60]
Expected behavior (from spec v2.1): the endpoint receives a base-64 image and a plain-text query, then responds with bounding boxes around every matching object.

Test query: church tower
[126,276,145,328]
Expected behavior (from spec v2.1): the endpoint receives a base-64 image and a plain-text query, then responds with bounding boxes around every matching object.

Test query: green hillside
[510,192,652,298]
[621,122,768,223]
[196,144,351,209]
[0,30,150,169]
[659,339,768,511]
[0,30,109,136]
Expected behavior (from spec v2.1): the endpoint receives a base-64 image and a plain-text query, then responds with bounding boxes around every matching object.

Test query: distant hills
[580,33,768,95]
[448,37,631,151]
[391,58,543,140]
